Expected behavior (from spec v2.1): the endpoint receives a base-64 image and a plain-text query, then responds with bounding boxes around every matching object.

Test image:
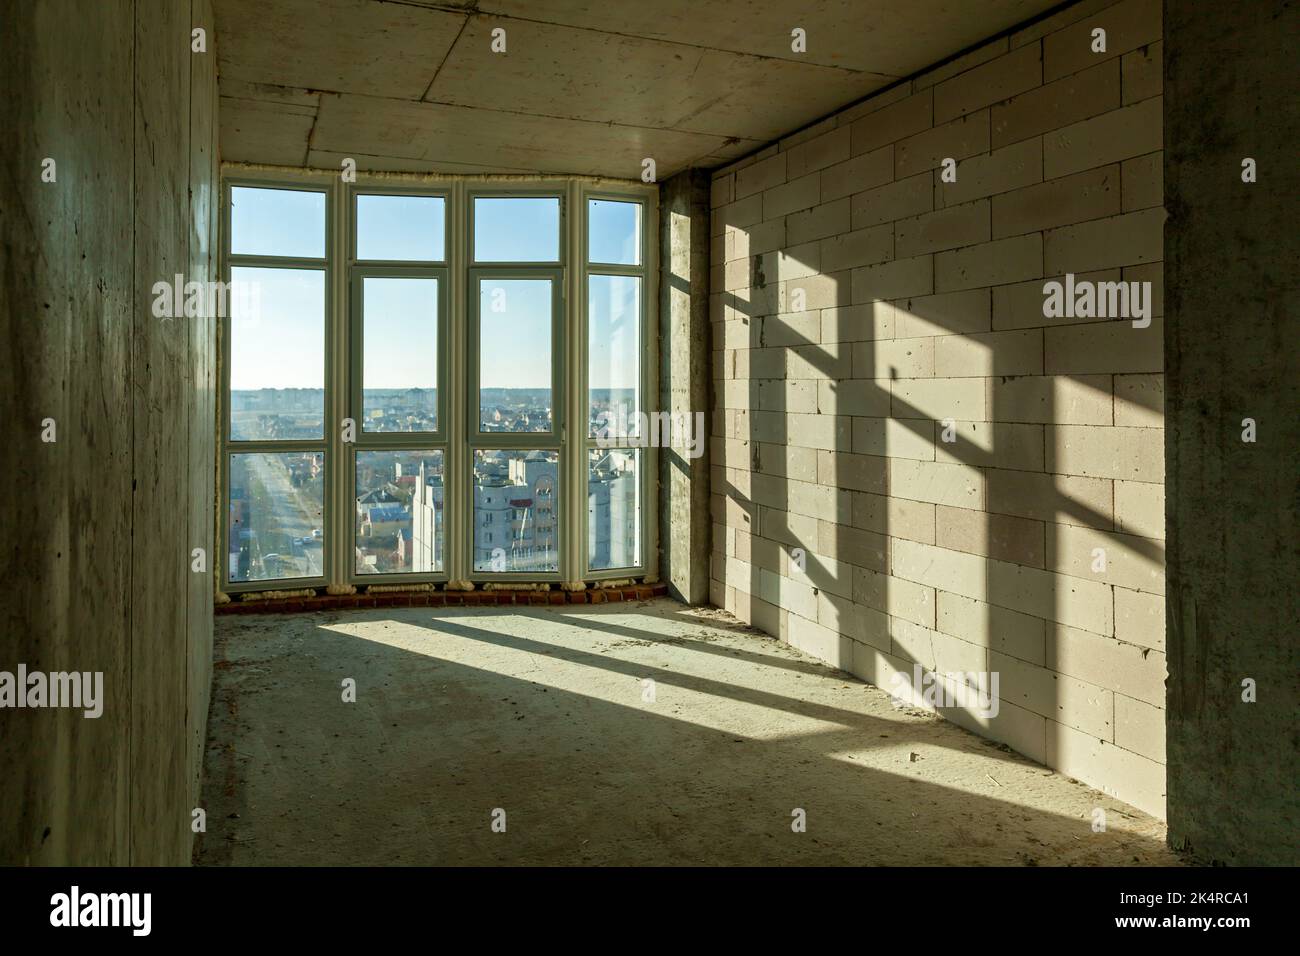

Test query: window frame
[219,170,657,596]
[467,189,564,267]
[351,187,449,267]
[465,265,565,583]
[467,266,565,446]
[581,187,652,579]
[346,183,451,586]
[464,185,567,584]
[349,266,449,444]
[221,175,332,593]
[347,268,449,585]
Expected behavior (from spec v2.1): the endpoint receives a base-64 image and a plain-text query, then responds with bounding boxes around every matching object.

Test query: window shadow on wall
[715,238,1165,815]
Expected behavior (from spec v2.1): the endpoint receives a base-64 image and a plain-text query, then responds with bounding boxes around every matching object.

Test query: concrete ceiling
[214,0,1062,179]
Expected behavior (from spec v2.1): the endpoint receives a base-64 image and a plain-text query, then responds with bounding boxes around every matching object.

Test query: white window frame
[221,174,333,592]
[345,183,451,585]
[581,189,654,577]
[219,169,658,595]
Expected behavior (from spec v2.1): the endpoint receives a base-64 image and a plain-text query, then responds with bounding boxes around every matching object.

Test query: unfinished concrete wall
[710,0,1167,816]
[659,170,713,604]
[189,0,221,832]
[0,0,219,865]
[1164,0,1298,865]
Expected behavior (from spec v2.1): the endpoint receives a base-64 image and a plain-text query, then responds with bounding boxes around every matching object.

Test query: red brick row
[216,583,667,615]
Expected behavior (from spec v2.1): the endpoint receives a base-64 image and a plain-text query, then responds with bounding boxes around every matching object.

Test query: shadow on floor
[196,598,1182,866]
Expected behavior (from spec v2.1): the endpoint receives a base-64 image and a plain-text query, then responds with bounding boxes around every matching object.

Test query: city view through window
[224,182,647,586]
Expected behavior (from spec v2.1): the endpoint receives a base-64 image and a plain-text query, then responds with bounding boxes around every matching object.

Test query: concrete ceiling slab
[483,0,1055,74]
[309,92,758,179]
[215,0,464,99]
[220,96,317,167]
[425,16,893,140]
[214,0,1063,177]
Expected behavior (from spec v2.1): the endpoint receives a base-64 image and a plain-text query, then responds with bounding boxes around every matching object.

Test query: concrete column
[0,0,218,866]
[1165,0,1299,864]
[657,171,712,604]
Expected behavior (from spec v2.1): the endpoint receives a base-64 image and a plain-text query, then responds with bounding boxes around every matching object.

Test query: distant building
[588,449,638,570]
[473,452,558,571]
[350,438,630,576]
[361,503,410,540]
[411,459,442,572]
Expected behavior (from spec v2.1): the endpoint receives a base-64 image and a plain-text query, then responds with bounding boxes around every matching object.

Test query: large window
[585,198,645,572]
[347,187,448,582]
[221,176,654,592]
[225,184,329,585]
[469,192,564,577]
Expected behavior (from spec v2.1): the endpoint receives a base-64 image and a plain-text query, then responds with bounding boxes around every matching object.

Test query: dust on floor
[197,597,1183,866]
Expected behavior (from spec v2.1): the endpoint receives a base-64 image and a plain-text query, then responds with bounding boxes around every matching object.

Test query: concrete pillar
[0,0,218,865]
[1165,0,1299,864]
[657,170,712,604]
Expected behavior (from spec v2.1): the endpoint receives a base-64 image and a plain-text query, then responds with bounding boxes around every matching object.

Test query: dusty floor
[197,597,1183,866]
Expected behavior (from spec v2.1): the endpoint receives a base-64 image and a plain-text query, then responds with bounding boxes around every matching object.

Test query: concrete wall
[0,0,219,865]
[659,170,713,604]
[1164,0,1299,865]
[709,0,1168,816]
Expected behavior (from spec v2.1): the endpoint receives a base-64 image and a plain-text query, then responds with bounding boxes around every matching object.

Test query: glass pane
[227,453,325,582]
[479,278,552,432]
[230,186,325,258]
[473,197,559,262]
[473,450,559,573]
[229,266,325,441]
[362,277,439,432]
[588,275,640,439]
[588,199,641,265]
[356,194,445,261]
[355,450,445,574]
[588,448,641,571]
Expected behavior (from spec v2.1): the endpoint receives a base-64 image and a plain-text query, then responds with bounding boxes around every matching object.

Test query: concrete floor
[197,597,1182,866]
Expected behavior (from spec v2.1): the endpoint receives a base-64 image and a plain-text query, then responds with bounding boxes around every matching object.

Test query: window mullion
[328,175,348,592]
[447,179,468,585]
[563,180,585,585]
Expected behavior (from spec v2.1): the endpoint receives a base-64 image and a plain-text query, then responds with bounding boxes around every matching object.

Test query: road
[245,453,323,578]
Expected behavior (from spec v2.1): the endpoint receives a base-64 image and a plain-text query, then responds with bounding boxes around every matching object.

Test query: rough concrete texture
[1164,0,1299,865]
[0,0,218,865]
[188,0,222,832]
[197,598,1180,865]
[708,0,1169,818]
[210,0,1064,177]
[659,170,713,604]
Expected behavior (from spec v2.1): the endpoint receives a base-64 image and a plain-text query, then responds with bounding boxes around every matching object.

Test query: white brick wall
[708,0,1167,819]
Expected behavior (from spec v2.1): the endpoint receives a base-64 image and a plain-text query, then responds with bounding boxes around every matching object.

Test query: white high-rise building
[410,459,443,572]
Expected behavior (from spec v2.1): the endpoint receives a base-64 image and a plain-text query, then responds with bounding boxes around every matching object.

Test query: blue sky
[229,266,324,390]
[364,277,438,390]
[229,187,642,395]
[479,279,551,388]
[473,197,558,261]
[588,199,640,265]
[358,194,445,261]
[231,186,325,258]
[588,274,640,392]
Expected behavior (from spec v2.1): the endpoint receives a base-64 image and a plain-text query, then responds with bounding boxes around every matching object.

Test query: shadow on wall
[716,238,1165,817]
